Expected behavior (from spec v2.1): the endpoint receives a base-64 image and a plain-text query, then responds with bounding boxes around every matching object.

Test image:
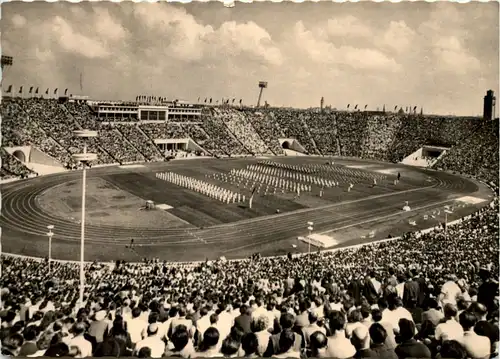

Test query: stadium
[1,97,497,262]
[1,2,499,359]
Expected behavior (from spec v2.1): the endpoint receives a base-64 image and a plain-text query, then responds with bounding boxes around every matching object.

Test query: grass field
[37,177,193,228]
[37,158,422,229]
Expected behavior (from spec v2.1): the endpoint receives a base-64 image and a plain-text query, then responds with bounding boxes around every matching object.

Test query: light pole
[47,225,54,273]
[72,130,98,307]
[307,221,314,258]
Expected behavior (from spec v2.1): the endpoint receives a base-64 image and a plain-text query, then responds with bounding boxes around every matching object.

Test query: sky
[1,1,498,116]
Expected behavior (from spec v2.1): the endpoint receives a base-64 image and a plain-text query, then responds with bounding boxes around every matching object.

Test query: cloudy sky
[2,1,498,116]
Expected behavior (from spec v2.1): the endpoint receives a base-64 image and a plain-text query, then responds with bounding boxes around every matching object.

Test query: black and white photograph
[0,1,498,358]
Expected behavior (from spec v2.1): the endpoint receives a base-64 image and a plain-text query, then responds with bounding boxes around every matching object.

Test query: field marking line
[221,197,459,254]
[210,184,437,229]
[318,197,458,235]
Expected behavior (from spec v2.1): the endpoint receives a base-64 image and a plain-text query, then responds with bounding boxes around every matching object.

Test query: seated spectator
[221,337,240,358]
[303,311,326,347]
[264,313,302,357]
[435,304,463,342]
[27,331,53,357]
[1,333,24,356]
[253,315,271,356]
[395,319,431,359]
[458,311,490,359]
[310,331,329,358]
[371,309,397,350]
[421,298,444,327]
[325,311,356,359]
[369,323,398,359]
[197,327,222,358]
[436,340,468,359]
[19,325,39,356]
[69,322,93,358]
[272,330,300,358]
[134,324,165,358]
[240,333,259,358]
[234,305,252,334]
[351,325,373,358]
[164,325,194,358]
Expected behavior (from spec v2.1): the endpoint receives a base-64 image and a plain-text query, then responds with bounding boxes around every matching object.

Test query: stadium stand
[1,97,499,358]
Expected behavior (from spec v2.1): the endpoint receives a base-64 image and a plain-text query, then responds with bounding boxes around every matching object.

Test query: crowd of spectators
[435,119,499,185]
[212,108,273,156]
[0,147,35,179]
[241,110,285,156]
[114,124,162,161]
[1,195,498,358]
[1,98,499,359]
[2,98,497,183]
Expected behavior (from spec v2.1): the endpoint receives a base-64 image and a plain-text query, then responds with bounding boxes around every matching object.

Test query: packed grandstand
[0,96,499,359]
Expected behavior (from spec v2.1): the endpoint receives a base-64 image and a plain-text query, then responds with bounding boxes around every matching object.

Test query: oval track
[0,158,487,262]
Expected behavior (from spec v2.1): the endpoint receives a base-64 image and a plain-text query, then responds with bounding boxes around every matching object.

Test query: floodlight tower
[72,130,98,307]
[256,81,268,108]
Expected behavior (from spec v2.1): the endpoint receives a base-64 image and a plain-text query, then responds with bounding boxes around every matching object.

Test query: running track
[0,158,490,262]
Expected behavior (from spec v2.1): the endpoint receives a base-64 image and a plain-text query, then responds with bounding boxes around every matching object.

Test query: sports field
[0,156,493,262]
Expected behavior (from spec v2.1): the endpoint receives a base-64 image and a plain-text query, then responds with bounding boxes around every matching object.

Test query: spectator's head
[23,325,38,342]
[137,347,151,358]
[72,322,86,336]
[459,311,477,331]
[280,313,295,330]
[202,327,220,349]
[241,333,258,356]
[369,323,388,345]
[221,337,240,357]
[348,309,362,323]
[255,315,269,332]
[398,319,416,341]
[132,307,141,319]
[310,331,328,354]
[278,329,295,354]
[308,311,318,324]
[438,340,468,359]
[210,313,218,325]
[171,325,189,352]
[147,323,159,337]
[328,311,346,333]
[428,298,439,310]
[2,334,24,356]
[351,325,370,351]
[371,309,383,323]
[444,303,458,319]
[468,302,488,320]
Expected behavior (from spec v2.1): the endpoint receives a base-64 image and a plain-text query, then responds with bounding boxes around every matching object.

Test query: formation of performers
[156,172,244,204]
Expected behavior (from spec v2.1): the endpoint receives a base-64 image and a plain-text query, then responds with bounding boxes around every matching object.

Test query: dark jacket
[395,339,431,359]
[234,314,252,334]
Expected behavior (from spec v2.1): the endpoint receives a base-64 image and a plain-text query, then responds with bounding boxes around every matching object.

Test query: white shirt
[69,335,93,358]
[441,281,462,305]
[127,317,148,344]
[435,318,464,342]
[135,336,166,358]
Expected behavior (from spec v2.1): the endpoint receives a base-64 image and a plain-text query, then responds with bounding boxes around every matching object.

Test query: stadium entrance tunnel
[282,141,291,149]
[13,150,26,163]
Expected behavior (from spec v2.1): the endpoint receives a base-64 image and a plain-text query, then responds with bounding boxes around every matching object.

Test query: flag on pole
[347,104,350,109]
[249,186,257,209]
[46,88,49,95]
[35,87,39,94]
[29,86,33,94]
[19,86,23,94]
[6,85,12,93]
[64,89,68,95]
[54,88,58,95]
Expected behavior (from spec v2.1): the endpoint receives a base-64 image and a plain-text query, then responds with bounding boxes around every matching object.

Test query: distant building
[483,90,495,120]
